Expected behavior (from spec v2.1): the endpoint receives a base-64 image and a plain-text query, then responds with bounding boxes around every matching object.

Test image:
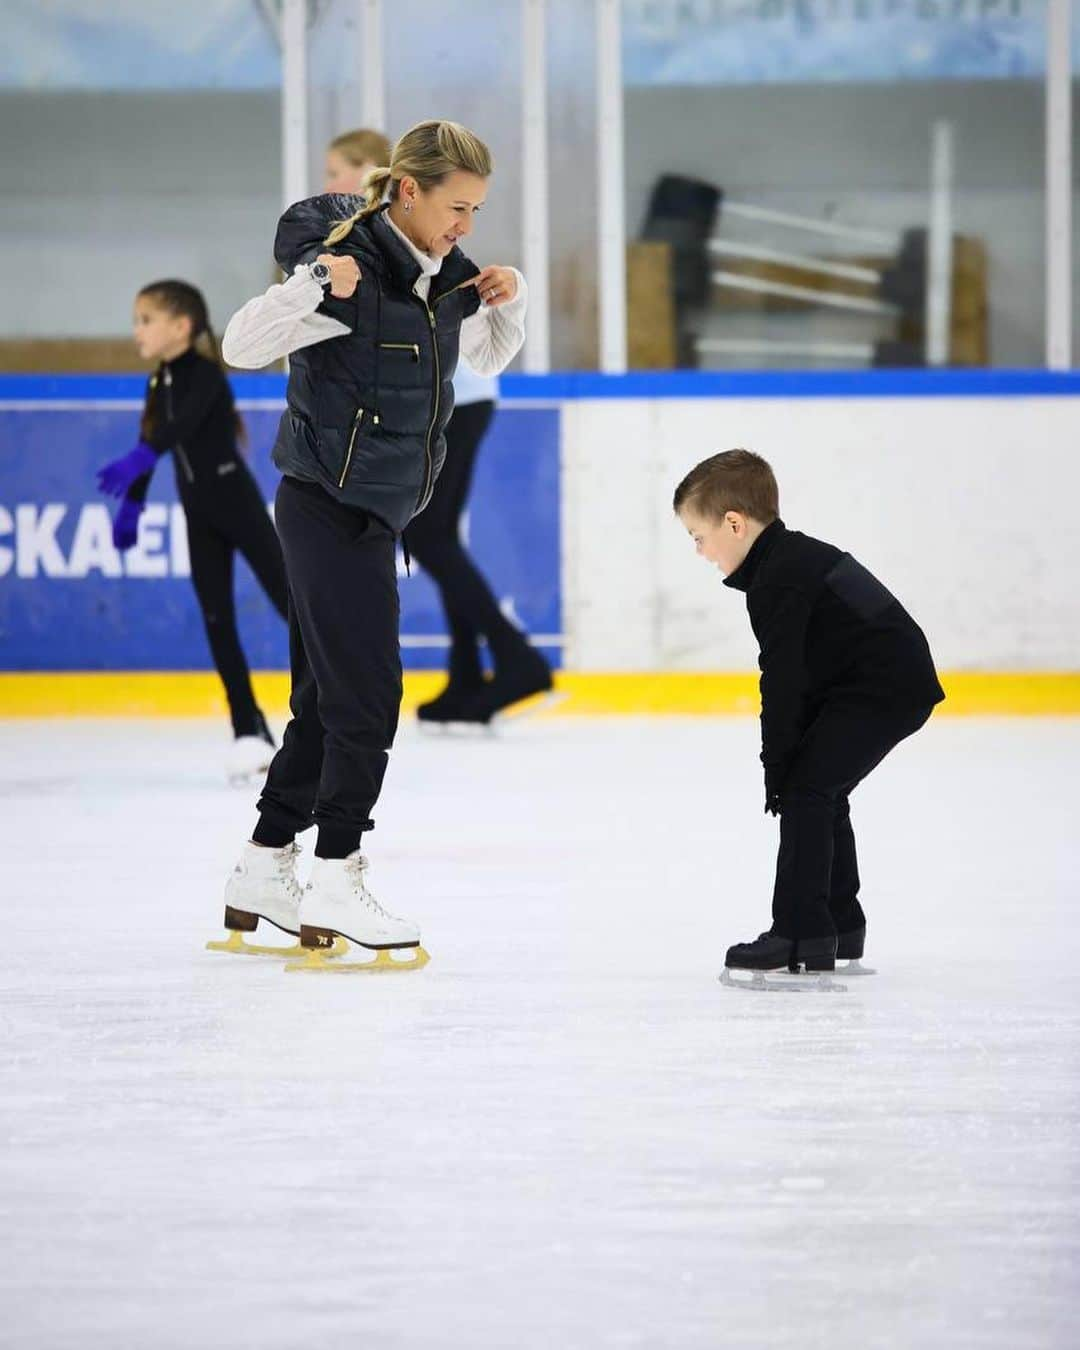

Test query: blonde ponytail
[322,206,361,246]
[323,166,391,244]
[322,120,493,246]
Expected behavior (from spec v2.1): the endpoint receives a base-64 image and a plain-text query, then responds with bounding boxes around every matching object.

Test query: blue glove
[96,440,157,498]
[112,497,145,551]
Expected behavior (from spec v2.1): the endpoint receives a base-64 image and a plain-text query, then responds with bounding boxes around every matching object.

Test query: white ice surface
[1,715,1078,1350]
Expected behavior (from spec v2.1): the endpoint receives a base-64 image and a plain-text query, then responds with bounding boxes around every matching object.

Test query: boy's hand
[764,767,783,816]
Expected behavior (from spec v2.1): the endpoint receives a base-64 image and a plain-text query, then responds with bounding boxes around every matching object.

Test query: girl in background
[97,280,289,782]
[323,127,392,195]
[407,358,553,725]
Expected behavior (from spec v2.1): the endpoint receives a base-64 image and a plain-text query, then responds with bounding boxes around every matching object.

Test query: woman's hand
[316,253,362,298]
[468,266,518,308]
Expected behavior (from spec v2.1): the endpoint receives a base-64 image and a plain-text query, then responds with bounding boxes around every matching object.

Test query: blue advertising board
[0,377,561,672]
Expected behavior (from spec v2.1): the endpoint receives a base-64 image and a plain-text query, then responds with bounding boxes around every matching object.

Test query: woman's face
[324,149,374,195]
[398,170,488,258]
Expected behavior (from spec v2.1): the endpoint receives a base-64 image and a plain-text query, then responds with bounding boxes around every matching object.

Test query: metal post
[1046,0,1072,369]
[361,0,385,132]
[281,0,309,210]
[522,0,551,373]
[926,119,954,367]
[596,0,627,373]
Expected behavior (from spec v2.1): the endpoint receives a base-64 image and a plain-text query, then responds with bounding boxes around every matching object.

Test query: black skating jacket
[129,347,252,516]
[270,193,482,532]
[723,520,945,795]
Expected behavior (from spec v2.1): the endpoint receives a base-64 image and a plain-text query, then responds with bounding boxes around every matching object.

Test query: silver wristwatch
[309,261,332,288]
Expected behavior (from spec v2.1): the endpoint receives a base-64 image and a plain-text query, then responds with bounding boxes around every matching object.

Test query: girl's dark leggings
[406,400,532,681]
[185,471,289,737]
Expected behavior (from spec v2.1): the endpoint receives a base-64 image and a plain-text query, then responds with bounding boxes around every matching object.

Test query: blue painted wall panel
[0,392,561,672]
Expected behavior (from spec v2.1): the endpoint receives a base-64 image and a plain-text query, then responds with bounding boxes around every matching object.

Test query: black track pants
[185,469,288,737]
[256,477,402,858]
[771,700,935,939]
[406,400,530,682]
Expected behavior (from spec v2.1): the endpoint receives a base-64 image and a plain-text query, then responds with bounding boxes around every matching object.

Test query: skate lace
[275,841,302,894]
[346,853,390,917]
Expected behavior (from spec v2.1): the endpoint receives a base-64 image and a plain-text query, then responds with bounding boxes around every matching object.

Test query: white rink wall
[560,394,1080,672]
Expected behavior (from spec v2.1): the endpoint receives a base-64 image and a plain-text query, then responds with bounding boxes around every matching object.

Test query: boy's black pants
[772,700,934,939]
[255,477,402,858]
[185,469,288,738]
[406,400,531,682]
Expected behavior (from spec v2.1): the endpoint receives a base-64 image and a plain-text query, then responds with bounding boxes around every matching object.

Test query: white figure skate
[207,841,345,959]
[287,851,429,974]
[227,734,274,786]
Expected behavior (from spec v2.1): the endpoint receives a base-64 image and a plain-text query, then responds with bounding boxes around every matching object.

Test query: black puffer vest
[270,194,481,531]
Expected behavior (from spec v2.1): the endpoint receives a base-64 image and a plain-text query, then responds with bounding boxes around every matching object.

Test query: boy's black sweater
[723,520,944,798]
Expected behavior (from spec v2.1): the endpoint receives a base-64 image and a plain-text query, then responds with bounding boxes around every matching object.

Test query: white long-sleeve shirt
[222,217,527,376]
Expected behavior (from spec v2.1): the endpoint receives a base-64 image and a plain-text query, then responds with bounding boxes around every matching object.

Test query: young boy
[674,449,944,977]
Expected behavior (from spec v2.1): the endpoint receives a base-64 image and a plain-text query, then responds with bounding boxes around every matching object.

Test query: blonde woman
[217,120,526,964]
[325,128,551,724]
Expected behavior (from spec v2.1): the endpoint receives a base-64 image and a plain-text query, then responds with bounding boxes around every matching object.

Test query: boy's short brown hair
[672,449,779,524]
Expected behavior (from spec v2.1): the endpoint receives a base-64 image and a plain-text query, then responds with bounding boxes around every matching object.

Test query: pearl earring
[404,202,411,213]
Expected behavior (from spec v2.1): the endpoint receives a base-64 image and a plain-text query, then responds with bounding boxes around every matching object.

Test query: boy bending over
[674,449,944,977]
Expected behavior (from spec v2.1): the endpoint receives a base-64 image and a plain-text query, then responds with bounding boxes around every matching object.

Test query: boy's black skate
[721,931,846,993]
